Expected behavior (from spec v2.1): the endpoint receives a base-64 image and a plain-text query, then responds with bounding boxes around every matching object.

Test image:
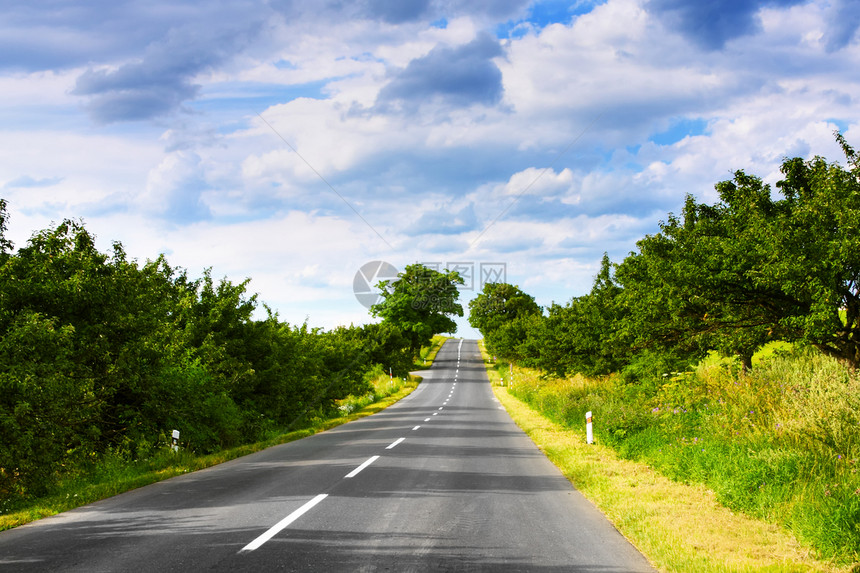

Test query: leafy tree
[0,312,91,495]
[0,219,186,491]
[330,322,413,378]
[535,255,629,376]
[615,134,860,368]
[491,313,544,365]
[468,282,541,358]
[370,264,463,353]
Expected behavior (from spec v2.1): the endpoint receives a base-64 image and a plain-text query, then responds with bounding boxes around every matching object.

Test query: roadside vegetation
[0,335,446,531]
[484,344,853,573]
[0,197,461,529]
[472,137,860,567]
[486,348,859,570]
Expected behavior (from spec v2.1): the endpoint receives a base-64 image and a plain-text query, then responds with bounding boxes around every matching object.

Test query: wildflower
[838,455,843,460]
[824,490,831,497]
[855,488,860,496]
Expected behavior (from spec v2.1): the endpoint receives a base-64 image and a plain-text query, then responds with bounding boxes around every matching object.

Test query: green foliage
[371,263,464,353]
[616,134,860,367]
[0,204,414,502]
[468,282,541,363]
[537,254,630,376]
[475,134,860,379]
[472,256,631,377]
[469,282,539,337]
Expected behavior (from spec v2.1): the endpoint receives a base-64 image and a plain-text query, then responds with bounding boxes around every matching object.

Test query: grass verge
[479,342,853,573]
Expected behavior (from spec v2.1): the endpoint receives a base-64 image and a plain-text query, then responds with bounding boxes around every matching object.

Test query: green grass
[0,339,451,532]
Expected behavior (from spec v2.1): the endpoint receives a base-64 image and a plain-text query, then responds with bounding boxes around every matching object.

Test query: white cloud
[2,0,858,334]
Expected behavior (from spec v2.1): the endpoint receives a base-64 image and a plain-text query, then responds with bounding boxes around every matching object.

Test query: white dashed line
[241,494,328,552]
[386,437,406,449]
[345,455,379,478]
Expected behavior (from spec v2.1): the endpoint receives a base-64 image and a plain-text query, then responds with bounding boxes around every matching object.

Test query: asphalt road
[0,339,654,572]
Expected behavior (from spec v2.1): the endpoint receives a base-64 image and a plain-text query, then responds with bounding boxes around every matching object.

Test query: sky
[1,0,858,339]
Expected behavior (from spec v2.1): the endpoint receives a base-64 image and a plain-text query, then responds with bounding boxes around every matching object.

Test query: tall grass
[336,363,417,415]
[501,346,860,563]
[413,334,449,369]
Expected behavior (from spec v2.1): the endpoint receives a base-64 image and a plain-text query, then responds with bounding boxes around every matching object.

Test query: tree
[468,282,541,359]
[468,282,540,336]
[615,134,860,368]
[536,254,629,376]
[370,264,464,353]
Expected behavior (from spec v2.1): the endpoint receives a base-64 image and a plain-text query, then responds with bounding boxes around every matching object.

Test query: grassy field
[479,341,859,573]
[0,336,448,532]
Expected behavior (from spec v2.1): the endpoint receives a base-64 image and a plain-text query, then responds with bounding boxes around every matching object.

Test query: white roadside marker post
[171,429,180,452]
[585,412,593,445]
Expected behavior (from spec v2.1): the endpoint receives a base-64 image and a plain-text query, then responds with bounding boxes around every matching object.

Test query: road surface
[0,339,654,572]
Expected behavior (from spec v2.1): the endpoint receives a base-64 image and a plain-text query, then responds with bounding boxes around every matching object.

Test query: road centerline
[240,493,328,552]
[386,437,406,449]
[345,455,380,478]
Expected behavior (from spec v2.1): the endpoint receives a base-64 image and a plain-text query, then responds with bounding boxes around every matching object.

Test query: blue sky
[1,0,858,338]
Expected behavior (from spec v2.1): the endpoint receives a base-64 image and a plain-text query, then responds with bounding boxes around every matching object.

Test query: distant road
[0,339,654,572]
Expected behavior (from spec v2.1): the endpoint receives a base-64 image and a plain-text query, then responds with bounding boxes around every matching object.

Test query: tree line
[471,134,860,377]
[0,208,463,499]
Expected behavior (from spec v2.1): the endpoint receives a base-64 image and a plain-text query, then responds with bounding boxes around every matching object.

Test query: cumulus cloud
[644,0,806,49]
[72,21,262,123]
[824,0,860,51]
[376,32,504,111]
[0,1,268,122]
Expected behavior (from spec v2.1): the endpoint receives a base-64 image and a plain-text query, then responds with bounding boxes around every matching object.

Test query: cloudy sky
[2,0,858,338]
